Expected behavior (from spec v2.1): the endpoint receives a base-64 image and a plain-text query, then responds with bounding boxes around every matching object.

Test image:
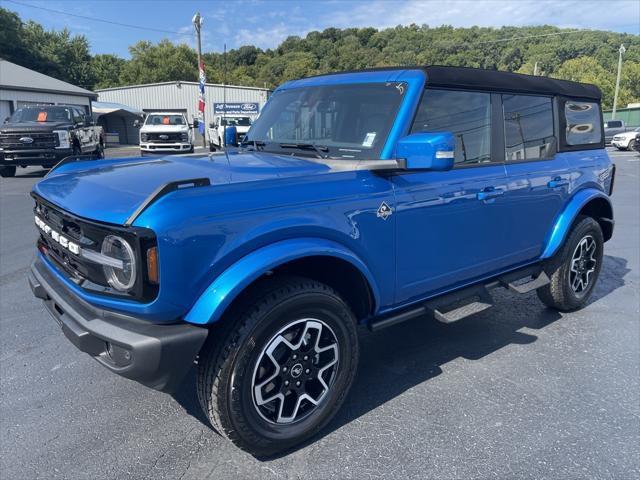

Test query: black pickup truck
[0,105,104,178]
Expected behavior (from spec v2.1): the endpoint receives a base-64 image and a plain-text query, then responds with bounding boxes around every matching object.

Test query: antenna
[223,43,230,166]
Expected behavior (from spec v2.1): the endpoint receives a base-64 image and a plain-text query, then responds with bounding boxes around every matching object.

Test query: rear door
[501,94,570,262]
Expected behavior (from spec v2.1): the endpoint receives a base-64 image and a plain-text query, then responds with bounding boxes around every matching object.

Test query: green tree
[91,54,126,89]
[119,40,197,85]
[553,57,615,108]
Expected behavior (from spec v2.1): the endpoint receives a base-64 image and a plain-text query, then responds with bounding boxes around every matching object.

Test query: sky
[3,0,639,57]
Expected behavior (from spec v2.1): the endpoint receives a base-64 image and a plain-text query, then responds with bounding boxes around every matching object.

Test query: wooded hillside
[1,7,638,108]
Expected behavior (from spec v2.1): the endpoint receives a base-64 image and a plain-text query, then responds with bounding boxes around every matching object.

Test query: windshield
[145,114,185,126]
[221,117,251,127]
[7,106,72,123]
[244,82,406,159]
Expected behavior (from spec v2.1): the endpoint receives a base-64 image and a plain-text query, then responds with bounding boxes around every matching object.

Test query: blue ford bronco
[29,66,614,455]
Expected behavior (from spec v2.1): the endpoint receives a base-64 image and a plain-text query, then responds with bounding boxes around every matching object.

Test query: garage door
[0,101,11,121]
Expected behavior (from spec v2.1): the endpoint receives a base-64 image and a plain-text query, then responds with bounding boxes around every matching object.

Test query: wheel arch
[541,188,614,259]
[184,238,380,325]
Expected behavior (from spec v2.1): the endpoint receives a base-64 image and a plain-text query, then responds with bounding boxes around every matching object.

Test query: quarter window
[566,101,602,146]
[411,89,492,166]
[503,95,555,161]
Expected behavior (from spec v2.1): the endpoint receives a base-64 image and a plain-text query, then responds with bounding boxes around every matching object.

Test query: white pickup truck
[139,112,195,154]
[207,115,252,151]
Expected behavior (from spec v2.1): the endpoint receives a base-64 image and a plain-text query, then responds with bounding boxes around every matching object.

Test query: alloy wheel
[569,235,597,295]
[251,318,339,424]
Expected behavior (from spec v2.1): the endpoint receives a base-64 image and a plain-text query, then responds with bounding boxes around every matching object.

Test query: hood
[33,152,332,225]
[613,130,639,139]
[140,124,189,132]
[1,121,73,132]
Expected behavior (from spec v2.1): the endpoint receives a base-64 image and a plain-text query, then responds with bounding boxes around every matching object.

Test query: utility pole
[192,12,206,147]
[612,44,626,119]
[533,62,538,76]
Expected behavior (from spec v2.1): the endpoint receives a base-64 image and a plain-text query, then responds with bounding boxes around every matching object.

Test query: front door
[392,88,517,305]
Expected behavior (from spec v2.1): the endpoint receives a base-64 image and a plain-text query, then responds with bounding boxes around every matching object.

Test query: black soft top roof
[423,66,601,101]
[307,65,602,101]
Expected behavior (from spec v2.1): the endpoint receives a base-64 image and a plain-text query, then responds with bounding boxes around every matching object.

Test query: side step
[427,285,493,324]
[498,270,550,294]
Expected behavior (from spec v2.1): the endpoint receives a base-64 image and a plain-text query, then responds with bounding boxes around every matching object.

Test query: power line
[4,0,189,35]
[469,26,639,46]
[5,0,637,51]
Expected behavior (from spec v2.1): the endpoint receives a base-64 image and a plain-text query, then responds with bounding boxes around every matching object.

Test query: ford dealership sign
[213,103,260,115]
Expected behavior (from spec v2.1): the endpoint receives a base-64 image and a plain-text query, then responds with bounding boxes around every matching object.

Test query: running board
[368,264,549,331]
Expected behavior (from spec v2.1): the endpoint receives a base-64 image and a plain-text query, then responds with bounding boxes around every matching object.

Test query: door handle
[476,187,504,201]
[548,177,569,188]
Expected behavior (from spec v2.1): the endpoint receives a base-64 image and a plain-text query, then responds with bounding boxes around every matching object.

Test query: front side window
[245,82,406,159]
[411,89,492,166]
[566,101,602,146]
[503,94,555,161]
[605,120,622,128]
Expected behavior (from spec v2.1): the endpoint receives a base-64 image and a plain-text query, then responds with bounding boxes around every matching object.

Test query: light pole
[192,12,206,147]
[612,44,626,119]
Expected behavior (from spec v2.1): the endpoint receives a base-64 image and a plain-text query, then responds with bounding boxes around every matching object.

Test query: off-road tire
[0,166,16,178]
[537,215,604,311]
[94,142,105,159]
[196,275,359,456]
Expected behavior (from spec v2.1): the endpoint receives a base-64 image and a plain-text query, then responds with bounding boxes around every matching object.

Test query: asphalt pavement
[1,148,638,479]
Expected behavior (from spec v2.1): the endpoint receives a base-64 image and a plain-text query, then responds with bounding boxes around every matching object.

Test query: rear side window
[566,102,602,146]
[411,89,492,166]
[605,120,622,128]
[503,94,555,161]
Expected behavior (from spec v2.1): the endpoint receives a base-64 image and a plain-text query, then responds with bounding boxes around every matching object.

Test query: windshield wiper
[279,143,330,159]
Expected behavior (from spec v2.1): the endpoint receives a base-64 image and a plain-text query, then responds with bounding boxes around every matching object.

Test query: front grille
[35,200,101,282]
[146,132,183,143]
[32,194,159,302]
[0,132,57,150]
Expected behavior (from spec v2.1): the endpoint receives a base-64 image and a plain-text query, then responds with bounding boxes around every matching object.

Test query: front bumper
[29,255,208,392]
[611,140,628,148]
[1,148,72,166]
[140,143,192,152]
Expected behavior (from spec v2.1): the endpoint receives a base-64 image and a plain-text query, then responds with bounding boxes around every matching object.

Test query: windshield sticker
[362,132,376,147]
[162,116,170,125]
[37,111,47,122]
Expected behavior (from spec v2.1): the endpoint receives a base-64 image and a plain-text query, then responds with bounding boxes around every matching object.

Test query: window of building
[567,101,602,146]
[411,89,492,166]
[503,94,555,161]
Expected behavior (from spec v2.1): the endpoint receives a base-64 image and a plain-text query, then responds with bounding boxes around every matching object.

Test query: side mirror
[192,119,199,129]
[3,117,8,123]
[133,119,141,128]
[396,132,455,171]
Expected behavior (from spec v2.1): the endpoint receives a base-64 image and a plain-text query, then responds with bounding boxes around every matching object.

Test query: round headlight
[101,235,136,291]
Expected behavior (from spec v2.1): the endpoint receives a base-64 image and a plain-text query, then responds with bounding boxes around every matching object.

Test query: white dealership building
[96,81,270,127]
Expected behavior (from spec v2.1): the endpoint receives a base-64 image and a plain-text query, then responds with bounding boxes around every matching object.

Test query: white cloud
[224,0,640,50]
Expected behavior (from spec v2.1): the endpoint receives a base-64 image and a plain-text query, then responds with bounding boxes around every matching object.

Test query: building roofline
[96,81,270,93]
[0,84,98,100]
